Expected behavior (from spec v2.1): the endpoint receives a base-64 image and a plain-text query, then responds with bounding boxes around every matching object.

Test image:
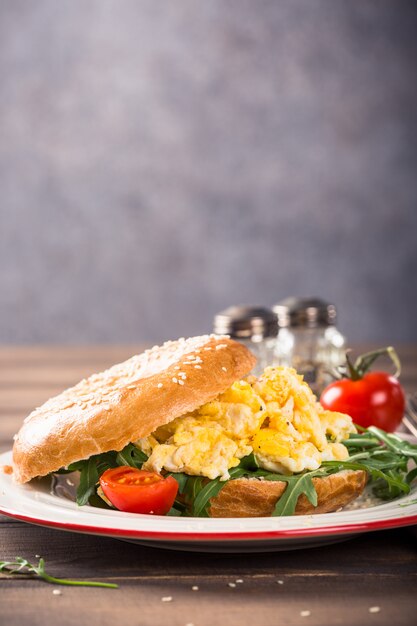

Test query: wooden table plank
[1,517,416,578]
[1,575,416,626]
[1,519,416,626]
[1,527,416,626]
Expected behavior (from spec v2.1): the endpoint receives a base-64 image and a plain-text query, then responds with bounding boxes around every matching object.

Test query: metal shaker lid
[213,306,278,339]
[272,297,337,328]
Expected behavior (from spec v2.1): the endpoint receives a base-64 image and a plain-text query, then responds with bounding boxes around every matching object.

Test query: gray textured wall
[1,0,416,344]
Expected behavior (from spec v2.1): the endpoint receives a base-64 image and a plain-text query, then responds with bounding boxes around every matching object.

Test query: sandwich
[12,335,414,517]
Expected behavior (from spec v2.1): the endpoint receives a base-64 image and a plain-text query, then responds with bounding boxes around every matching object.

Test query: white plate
[1,450,417,553]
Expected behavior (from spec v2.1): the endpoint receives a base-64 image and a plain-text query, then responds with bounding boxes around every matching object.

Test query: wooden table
[1,345,417,626]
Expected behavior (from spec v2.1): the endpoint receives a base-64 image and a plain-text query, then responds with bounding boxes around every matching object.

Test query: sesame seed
[369,607,381,614]
[228,582,236,588]
[178,380,185,386]
[172,377,178,383]
[194,365,202,369]
[277,580,284,585]
[157,383,163,388]
[236,579,243,583]
[162,596,172,602]
[300,610,311,617]
[222,367,227,372]
[52,589,62,596]
[191,585,199,591]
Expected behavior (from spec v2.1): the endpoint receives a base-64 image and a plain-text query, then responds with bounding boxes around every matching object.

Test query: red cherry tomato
[99,466,178,515]
[320,372,405,432]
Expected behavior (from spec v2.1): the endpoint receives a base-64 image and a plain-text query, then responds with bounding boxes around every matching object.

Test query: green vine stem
[331,346,402,381]
[353,346,401,379]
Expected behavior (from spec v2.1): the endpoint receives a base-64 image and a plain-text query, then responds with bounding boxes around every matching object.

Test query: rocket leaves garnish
[76,457,99,506]
[270,471,322,516]
[55,442,148,506]
[192,478,224,517]
[115,444,148,468]
[54,428,417,517]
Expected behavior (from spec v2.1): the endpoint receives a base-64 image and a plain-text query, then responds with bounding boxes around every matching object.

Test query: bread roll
[13,335,256,483]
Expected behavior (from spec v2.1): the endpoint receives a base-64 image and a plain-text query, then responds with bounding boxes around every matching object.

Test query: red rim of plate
[1,506,416,542]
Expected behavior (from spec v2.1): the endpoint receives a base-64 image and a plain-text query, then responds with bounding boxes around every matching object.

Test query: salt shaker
[213,306,278,376]
[273,297,346,394]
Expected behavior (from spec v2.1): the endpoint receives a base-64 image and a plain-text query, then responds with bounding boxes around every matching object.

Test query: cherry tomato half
[99,466,178,515]
[320,371,405,432]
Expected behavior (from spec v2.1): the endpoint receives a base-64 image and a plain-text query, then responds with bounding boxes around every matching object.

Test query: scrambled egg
[139,381,265,480]
[252,367,355,474]
[139,367,356,480]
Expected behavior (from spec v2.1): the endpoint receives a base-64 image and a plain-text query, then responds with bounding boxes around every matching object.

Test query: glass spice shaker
[213,306,278,377]
[272,297,346,394]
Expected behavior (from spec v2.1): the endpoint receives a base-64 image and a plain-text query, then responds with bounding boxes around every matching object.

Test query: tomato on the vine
[320,347,405,432]
[99,466,178,515]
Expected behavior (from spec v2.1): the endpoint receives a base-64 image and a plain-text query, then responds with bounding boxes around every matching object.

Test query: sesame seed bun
[12,335,256,483]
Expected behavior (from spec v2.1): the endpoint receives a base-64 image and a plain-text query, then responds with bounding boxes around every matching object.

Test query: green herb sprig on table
[0,557,118,588]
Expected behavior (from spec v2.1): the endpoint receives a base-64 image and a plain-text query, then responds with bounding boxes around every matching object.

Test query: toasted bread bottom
[209,470,367,517]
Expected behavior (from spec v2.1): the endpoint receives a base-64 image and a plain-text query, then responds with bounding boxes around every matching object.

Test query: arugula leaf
[368,427,417,459]
[321,460,410,497]
[343,436,381,450]
[167,472,189,494]
[272,472,321,517]
[115,443,147,468]
[76,457,99,506]
[237,452,259,471]
[166,506,184,516]
[190,477,205,504]
[192,478,224,517]
[406,467,417,485]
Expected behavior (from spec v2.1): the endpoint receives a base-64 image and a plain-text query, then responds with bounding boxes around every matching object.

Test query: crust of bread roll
[13,336,256,483]
[209,470,367,517]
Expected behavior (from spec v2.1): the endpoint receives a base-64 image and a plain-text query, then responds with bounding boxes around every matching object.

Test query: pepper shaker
[213,306,278,376]
[273,297,346,394]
